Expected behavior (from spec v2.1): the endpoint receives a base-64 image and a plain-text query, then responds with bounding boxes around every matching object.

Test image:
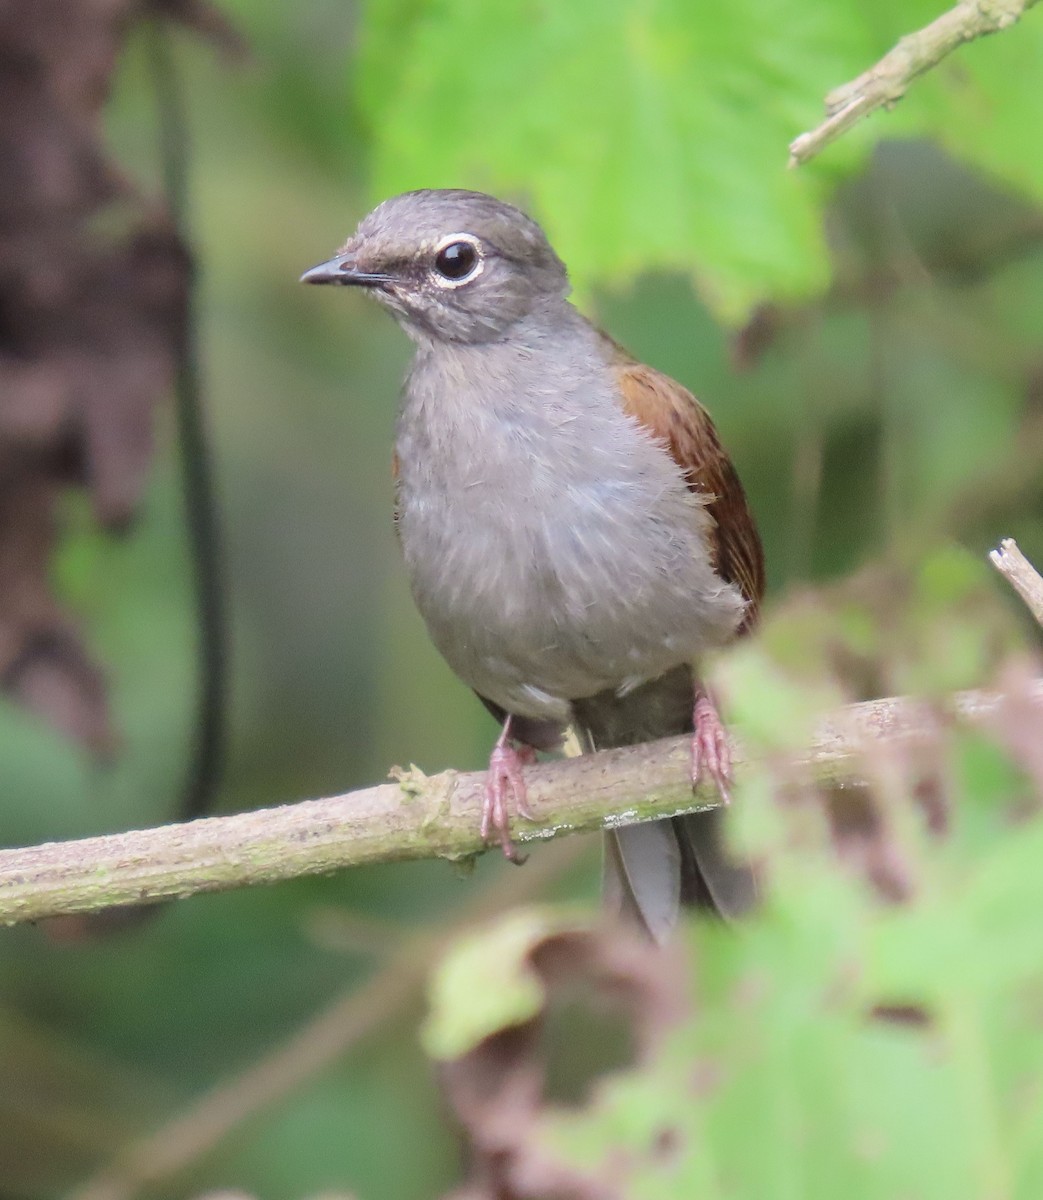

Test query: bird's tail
[571,671,756,942]
[604,812,755,942]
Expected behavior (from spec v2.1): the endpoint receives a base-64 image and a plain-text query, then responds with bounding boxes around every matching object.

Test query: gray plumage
[303,189,757,939]
[396,305,745,720]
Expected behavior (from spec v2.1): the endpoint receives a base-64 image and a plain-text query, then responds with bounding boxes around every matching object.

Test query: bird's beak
[299,256,391,287]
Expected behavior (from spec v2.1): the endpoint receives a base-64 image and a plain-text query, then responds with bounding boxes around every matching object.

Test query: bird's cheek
[375,286,411,316]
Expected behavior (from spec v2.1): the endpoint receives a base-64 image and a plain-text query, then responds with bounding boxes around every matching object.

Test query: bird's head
[301,189,570,344]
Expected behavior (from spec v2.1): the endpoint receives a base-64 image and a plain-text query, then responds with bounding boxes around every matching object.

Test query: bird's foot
[481,730,537,863]
[691,691,732,804]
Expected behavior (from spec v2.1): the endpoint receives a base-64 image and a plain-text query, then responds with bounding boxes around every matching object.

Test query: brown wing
[610,340,765,634]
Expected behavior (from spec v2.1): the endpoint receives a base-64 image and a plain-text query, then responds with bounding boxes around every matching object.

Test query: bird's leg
[481,716,538,863]
[691,686,732,804]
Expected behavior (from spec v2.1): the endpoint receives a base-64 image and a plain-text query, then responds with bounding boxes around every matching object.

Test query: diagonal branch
[789,0,1041,167]
[2,684,1040,928]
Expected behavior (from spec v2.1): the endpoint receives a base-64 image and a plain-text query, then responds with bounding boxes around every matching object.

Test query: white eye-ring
[431,233,484,287]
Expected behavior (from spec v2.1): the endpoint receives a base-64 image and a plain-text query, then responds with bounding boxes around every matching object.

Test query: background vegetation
[2,1,1043,1197]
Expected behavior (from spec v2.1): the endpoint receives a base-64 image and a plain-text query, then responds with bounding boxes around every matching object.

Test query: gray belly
[397,473,745,722]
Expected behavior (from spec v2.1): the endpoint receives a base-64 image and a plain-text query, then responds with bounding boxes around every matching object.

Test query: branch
[990,537,1043,628]
[2,685,1039,927]
[789,0,1041,167]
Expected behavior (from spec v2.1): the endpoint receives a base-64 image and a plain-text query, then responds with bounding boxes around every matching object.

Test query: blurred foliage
[425,563,1043,1199]
[431,684,1043,1199]
[0,1,1042,1198]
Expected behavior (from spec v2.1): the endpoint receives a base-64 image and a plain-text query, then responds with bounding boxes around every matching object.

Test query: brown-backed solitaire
[302,189,764,939]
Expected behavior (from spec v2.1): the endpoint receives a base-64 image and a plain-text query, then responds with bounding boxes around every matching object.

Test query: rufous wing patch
[609,338,765,634]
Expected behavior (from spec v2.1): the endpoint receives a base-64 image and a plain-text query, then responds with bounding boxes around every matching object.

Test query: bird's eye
[433,240,480,282]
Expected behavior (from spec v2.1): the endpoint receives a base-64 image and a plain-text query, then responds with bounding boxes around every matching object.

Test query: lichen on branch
[2,683,1040,928]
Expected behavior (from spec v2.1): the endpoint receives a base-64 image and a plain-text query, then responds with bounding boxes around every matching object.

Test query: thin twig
[147,15,229,822]
[990,538,1043,628]
[789,0,1041,167]
[2,685,1040,928]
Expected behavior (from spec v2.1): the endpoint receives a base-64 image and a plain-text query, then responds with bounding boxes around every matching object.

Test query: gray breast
[393,318,745,721]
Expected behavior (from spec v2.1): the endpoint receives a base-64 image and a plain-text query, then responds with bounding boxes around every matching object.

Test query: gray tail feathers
[571,684,755,940]
[605,811,756,942]
[604,821,681,942]
[571,675,757,940]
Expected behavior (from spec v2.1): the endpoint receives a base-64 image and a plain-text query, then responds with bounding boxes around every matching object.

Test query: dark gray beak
[299,256,391,287]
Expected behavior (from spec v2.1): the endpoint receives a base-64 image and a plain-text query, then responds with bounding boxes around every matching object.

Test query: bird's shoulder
[601,332,765,630]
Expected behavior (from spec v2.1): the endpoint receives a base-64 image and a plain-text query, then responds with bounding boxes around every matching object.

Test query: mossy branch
[1,685,1038,928]
[789,0,1041,166]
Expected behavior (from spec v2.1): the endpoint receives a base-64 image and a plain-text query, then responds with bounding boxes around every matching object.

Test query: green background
[2,2,1043,1196]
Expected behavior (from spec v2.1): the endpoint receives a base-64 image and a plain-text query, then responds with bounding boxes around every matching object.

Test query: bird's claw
[691,692,732,804]
[481,740,537,862]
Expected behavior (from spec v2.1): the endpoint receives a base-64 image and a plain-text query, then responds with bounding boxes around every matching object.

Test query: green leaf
[421,906,585,1060]
[356,1,1043,321]
[355,0,860,321]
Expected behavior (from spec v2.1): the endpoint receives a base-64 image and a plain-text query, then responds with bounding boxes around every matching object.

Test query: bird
[302,189,764,940]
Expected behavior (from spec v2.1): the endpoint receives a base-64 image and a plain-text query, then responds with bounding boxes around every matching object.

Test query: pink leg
[481,717,538,862]
[691,688,732,804]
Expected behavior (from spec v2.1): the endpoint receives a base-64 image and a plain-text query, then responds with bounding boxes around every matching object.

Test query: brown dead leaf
[729,301,784,370]
[437,924,685,1200]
